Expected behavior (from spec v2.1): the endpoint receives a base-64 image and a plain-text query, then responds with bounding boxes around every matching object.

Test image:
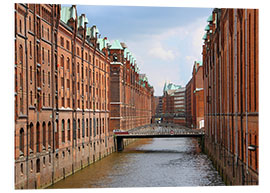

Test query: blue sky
[69,4,213,96]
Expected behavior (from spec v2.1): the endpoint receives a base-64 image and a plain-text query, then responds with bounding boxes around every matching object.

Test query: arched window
[61,55,64,68]
[82,119,85,138]
[19,128,24,155]
[36,122,40,153]
[29,123,34,152]
[67,58,70,70]
[86,119,89,137]
[42,122,46,149]
[78,119,80,139]
[48,122,51,147]
[36,159,40,173]
[55,120,59,149]
[61,119,65,143]
[73,119,76,140]
[90,118,92,137]
[29,16,31,31]
[30,91,33,105]
[19,20,22,33]
[67,119,71,141]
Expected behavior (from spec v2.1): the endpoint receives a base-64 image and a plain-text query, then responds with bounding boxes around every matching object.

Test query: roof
[203,33,207,40]
[86,25,99,38]
[60,6,76,24]
[97,37,110,50]
[77,14,89,29]
[110,40,123,50]
[207,15,213,22]
[204,25,210,31]
[163,82,182,93]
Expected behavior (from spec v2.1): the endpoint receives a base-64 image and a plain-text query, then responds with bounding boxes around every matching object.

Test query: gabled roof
[60,6,76,24]
[203,33,207,40]
[110,40,123,50]
[97,38,110,50]
[163,82,182,93]
[207,15,213,22]
[204,25,210,31]
[86,25,99,38]
[77,14,88,29]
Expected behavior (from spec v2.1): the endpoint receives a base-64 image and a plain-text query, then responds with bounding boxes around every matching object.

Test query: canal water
[48,138,224,188]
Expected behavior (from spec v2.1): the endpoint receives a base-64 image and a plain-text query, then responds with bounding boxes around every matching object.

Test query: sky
[69,4,213,96]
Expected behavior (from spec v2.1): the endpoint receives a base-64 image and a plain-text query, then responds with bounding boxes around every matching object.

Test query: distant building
[185,61,204,129]
[162,82,186,125]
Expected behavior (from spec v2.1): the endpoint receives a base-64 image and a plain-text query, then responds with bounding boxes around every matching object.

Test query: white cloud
[148,42,176,61]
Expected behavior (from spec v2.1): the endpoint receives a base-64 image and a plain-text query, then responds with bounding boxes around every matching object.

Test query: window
[62,120,65,143]
[42,25,44,37]
[42,70,45,85]
[47,28,50,41]
[66,40,69,50]
[36,159,40,173]
[48,94,50,106]
[48,50,50,65]
[67,58,70,70]
[30,66,32,83]
[43,93,45,106]
[42,47,44,63]
[29,41,32,58]
[48,122,51,147]
[67,119,71,141]
[61,55,64,68]
[77,47,79,56]
[42,122,46,149]
[29,16,31,31]
[19,128,24,155]
[86,119,89,137]
[30,123,34,151]
[48,71,50,87]
[82,119,85,138]
[78,119,81,139]
[30,91,33,105]
[90,118,92,137]
[60,36,64,47]
[19,20,22,33]
[36,122,40,153]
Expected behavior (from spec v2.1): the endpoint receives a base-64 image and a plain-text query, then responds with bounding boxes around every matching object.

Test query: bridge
[114,124,205,151]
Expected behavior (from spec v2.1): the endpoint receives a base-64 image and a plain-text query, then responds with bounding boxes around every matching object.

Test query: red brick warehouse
[202,8,259,185]
[14,4,155,189]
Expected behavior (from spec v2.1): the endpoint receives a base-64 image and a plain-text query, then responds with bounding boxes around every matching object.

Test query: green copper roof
[86,25,99,38]
[204,25,210,31]
[124,48,130,58]
[203,33,207,40]
[77,15,88,29]
[110,40,123,50]
[60,6,76,24]
[207,15,213,22]
[163,82,182,92]
[98,38,110,50]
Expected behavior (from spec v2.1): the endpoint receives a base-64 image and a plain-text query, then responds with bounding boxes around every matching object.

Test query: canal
[48,137,224,188]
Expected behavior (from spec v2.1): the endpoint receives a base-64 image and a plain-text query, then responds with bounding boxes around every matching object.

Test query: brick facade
[185,61,204,129]
[202,8,259,185]
[14,4,154,189]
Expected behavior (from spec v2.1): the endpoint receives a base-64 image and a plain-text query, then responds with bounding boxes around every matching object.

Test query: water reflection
[48,138,224,189]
